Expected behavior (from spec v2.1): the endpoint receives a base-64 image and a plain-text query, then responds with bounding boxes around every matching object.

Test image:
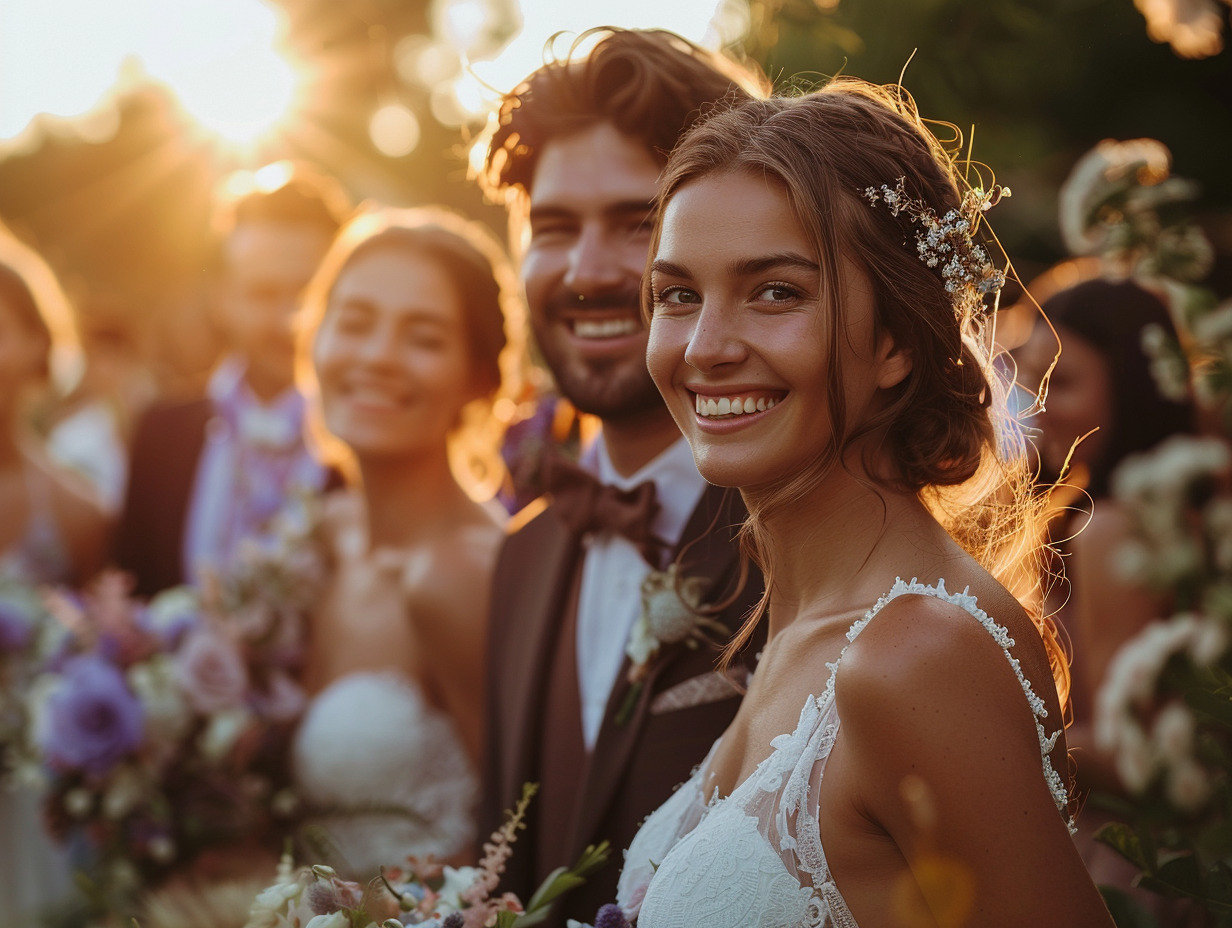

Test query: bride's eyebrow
[649,259,692,279]
[728,253,820,276]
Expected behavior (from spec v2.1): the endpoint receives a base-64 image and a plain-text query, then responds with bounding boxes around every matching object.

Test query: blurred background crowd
[1,0,1230,926]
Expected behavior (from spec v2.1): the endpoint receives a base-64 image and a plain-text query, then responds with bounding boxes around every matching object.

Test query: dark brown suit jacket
[113,398,214,597]
[481,482,764,927]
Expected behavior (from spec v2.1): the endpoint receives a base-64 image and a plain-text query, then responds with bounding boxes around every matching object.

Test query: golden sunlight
[0,0,298,146]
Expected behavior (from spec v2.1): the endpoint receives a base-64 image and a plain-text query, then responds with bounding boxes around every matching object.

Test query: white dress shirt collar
[585,433,705,552]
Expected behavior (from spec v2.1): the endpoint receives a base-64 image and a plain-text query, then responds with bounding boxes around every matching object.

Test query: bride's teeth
[695,393,782,418]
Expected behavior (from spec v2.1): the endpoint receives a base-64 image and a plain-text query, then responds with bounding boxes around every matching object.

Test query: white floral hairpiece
[864,176,1009,320]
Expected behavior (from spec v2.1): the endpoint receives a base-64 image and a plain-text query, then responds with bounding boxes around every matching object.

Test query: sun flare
[0,0,299,146]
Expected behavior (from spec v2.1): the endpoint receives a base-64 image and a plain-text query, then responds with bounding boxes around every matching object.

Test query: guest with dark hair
[1016,275,1196,907]
[1017,276,1195,722]
[113,161,350,596]
[288,205,520,879]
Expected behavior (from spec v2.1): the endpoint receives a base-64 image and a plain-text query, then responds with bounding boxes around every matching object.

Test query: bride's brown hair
[646,79,1068,706]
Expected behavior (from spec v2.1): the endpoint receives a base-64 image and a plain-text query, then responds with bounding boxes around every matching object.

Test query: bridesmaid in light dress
[288,206,522,879]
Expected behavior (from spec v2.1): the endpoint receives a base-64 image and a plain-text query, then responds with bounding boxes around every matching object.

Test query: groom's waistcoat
[481,482,763,927]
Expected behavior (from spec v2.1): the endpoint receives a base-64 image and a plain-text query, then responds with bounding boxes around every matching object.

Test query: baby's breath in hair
[864,176,1009,321]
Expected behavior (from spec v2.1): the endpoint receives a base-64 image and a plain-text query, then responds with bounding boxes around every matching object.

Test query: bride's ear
[874,334,912,390]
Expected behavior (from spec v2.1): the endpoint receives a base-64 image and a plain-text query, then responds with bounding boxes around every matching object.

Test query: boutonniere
[615,564,727,725]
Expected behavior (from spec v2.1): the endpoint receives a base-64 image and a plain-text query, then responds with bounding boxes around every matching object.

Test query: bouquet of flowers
[13,496,328,918]
[246,785,611,928]
[1060,138,1232,924]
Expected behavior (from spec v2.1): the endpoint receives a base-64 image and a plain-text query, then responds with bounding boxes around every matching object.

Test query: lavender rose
[37,655,144,776]
[176,627,249,714]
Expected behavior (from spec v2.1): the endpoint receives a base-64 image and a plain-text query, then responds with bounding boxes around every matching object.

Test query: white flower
[128,655,193,749]
[145,586,200,636]
[304,914,348,928]
[1058,138,1172,255]
[1151,701,1196,757]
[626,565,712,674]
[1115,722,1156,794]
[435,865,479,913]
[1189,615,1229,664]
[198,708,253,762]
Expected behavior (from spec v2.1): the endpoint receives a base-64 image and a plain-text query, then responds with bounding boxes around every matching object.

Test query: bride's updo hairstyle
[300,205,524,500]
[649,79,1067,704]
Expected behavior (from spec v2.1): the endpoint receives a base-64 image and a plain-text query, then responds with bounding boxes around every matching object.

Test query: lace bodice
[291,670,478,879]
[619,578,1073,928]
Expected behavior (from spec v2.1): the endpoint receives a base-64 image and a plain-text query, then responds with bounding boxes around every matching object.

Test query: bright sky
[0,0,741,150]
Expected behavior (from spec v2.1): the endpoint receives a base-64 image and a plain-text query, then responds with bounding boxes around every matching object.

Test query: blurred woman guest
[289,206,519,879]
[0,232,107,926]
[614,81,1114,925]
[1016,276,1196,893]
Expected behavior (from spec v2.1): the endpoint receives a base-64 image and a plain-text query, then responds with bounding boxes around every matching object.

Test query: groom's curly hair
[476,27,768,210]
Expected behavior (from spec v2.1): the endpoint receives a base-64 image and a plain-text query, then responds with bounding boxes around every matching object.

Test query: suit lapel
[566,484,749,857]
[499,507,582,814]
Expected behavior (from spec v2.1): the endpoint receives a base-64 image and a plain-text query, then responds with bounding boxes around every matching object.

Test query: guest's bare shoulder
[402,498,503,627]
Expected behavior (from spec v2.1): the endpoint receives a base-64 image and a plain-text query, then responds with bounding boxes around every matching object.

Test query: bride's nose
[684,304,748,372]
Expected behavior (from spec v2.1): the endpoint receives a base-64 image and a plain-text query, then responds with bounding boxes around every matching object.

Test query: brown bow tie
[542,454,666,566]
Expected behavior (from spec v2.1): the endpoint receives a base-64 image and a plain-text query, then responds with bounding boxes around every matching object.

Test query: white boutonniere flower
[616,565,726,725]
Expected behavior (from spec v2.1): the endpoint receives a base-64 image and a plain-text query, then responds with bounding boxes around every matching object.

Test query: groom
[477,29,768,926]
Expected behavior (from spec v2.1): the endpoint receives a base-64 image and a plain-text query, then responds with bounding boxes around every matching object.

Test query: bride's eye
[754,283,801,303]
[655,286,702,308]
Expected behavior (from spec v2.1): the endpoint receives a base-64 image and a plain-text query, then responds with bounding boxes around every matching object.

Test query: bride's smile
[646,170,907,491]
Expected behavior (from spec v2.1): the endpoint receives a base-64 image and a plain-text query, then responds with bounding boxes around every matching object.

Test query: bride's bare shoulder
[832,582,1056,755]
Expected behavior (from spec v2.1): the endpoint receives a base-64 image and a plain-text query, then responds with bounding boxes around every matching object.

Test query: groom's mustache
[545,287,644,317]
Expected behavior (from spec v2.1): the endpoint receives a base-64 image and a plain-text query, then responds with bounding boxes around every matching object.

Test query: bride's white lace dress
[290,497,478,880]
[617,578,1074,928]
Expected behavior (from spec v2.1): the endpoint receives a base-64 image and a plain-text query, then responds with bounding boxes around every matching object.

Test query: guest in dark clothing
[113,162,349,595]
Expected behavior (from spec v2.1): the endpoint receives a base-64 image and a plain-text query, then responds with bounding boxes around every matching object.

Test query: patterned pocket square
[650,669,744,715]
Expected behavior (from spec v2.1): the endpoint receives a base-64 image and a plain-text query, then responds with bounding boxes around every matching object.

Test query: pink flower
[175,627,248,714]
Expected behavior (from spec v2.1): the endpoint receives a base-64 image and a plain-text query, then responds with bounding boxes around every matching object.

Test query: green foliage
[742,0,1232,272]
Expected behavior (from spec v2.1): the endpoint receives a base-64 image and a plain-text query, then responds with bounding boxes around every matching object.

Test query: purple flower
[0,600,33,652]
[595,904,631,928]
[38,655,144,776]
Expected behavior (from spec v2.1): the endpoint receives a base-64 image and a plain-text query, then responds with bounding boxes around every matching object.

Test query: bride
[613,81,1116,926]
[290,206,518,880]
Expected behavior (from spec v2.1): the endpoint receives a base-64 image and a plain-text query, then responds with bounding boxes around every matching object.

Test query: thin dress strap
[834,576,1075,833]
